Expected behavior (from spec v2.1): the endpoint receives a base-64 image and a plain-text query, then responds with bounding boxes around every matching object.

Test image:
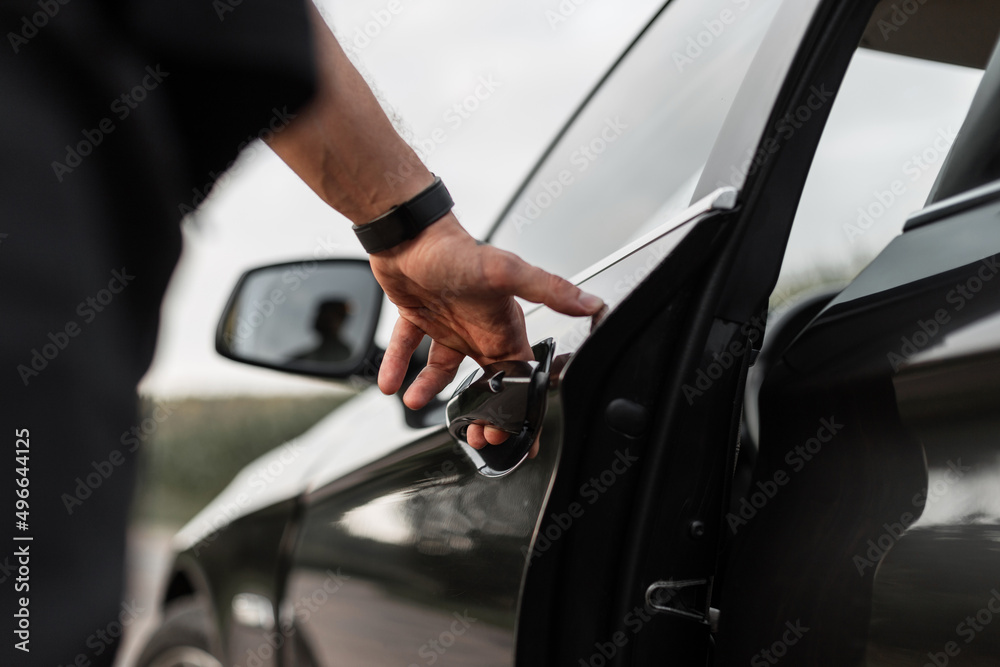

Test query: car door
[274,0,855,665]
[714,3,1000,665]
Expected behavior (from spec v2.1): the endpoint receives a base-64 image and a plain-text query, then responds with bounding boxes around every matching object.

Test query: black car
[138,0,1000,664]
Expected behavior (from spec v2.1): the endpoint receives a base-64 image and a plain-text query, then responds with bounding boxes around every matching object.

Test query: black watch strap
[353,176,454,253]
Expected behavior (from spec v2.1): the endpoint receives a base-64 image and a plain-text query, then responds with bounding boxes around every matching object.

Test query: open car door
[273,0,909,665]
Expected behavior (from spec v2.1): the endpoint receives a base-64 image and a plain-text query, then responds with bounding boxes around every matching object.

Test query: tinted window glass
[772,49,983,310]
[490,0,781,279]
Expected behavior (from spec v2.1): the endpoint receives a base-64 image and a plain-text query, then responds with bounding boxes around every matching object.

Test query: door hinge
[645,578,719,631]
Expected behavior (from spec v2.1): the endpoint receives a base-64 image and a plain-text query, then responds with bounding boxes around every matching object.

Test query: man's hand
[371,214,603,448]
[267,8,603,449]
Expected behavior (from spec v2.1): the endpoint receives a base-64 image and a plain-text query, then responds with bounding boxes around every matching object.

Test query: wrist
[353,175,455,254]
[354,171,436,224]
[369,213,469,260]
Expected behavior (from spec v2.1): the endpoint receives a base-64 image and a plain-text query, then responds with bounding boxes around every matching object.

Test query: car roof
[859,0,1000,69]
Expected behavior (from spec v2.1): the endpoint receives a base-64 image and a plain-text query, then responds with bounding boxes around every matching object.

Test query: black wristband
[353,176,454,253]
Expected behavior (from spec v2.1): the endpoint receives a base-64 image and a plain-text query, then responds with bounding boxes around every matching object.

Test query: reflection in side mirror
[216,259,383,380]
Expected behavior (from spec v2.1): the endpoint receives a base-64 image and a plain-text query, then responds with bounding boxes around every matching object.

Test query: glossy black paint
[169,499,299,667]
[446,338,553,478]
[517,211,737,665]
[720,197,1000,664]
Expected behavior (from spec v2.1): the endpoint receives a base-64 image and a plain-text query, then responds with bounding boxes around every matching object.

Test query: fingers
[378,316,425,396]
[484,250,603,317]
[402,340,465,410]
[467,424,487,449]
[467,425,511,449]
[484,426,510,445]
[472,428,537,457]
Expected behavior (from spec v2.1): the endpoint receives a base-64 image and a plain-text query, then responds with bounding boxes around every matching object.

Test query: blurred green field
[131,392,354,526]
[769,260,865,313]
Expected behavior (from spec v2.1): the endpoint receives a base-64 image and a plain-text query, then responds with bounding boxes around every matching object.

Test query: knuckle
[480,254,520,293]
[546,272,572,295]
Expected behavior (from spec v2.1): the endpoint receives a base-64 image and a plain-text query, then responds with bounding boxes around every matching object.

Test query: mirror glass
[217,260,382,378]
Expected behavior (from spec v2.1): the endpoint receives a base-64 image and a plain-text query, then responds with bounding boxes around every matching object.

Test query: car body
[138,0,1000,665]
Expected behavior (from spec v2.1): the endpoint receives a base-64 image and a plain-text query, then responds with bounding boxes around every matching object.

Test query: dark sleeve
[121,0,317,188]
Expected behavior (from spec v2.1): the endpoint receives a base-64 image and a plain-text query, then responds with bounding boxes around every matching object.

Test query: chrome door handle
[446,338,554,477]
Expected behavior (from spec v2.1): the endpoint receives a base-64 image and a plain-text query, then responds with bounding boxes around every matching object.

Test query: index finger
[484,250,604,317]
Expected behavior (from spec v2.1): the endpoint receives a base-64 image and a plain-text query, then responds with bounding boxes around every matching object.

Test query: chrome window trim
[904,178,1000,232]
[566,186,737,286]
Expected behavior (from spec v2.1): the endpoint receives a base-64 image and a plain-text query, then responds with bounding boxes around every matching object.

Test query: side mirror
[216,259,383,380]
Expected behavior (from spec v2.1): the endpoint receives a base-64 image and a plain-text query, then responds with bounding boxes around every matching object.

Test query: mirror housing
[216,259,383,381]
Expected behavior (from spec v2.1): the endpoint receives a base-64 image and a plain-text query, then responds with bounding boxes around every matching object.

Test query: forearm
[268,4,433,225]
[266,3,604,428]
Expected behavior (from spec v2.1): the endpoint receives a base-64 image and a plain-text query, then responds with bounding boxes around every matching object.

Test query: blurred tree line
[132,393,353,525]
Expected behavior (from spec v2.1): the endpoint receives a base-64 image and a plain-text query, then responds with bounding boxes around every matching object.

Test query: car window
[771,48,983,310]
[489,0,781,280]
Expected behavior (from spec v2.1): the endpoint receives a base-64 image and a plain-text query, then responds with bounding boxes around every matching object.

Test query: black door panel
[722,194,1000,664]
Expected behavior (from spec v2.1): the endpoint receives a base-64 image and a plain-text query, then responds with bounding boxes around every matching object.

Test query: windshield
[489,0,781,279]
